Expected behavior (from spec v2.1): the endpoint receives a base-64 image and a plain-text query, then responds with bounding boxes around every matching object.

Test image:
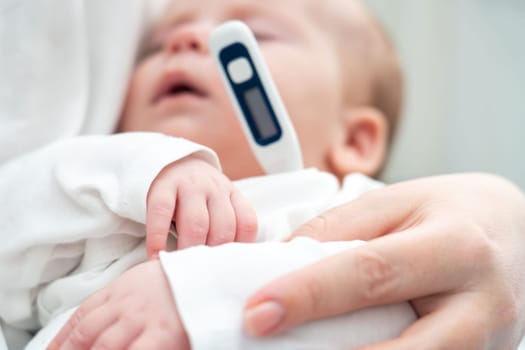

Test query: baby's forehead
[153,0,360,31]
[147,0,316,50]
[149,0,369,51]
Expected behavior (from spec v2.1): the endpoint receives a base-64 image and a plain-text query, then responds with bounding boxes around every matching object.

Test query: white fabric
[0,0,165,162]
[0,331,5,350]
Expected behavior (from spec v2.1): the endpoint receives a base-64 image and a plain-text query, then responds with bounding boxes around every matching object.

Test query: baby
[124,0,403,257]
[24,0,411,349]
[121,0,402,181]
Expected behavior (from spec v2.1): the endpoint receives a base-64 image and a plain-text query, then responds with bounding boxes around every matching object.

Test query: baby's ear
[327,107,388,178]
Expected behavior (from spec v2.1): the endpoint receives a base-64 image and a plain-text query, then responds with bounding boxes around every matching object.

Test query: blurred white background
[366,1,525,189]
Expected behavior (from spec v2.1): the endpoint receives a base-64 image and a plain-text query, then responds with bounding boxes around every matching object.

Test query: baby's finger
[128,328,190,350]
[231,189,258,243]
[206,193,236,246]
[175,189,209,249]
[90,315,144,350]
[146,184,176,258]
[47,292,108,349]
[48,302,117,350]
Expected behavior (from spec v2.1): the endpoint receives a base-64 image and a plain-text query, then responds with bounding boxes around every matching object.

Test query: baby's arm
[146,155,257,257]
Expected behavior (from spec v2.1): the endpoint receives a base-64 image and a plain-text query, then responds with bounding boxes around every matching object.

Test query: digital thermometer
[210,21,303,174]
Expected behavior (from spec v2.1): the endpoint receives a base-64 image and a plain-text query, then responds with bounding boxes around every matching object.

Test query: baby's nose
[165,23,212,55]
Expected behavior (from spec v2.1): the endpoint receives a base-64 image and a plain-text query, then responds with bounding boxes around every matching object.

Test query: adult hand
[244,173,525,349]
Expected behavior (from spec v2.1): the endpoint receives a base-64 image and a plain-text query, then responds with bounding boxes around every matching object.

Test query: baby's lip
[152,69,207,105]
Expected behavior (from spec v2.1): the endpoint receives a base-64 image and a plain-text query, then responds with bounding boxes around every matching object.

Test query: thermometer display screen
[243,87,279,140]
[212,21,304,173]
[219,42,282,146]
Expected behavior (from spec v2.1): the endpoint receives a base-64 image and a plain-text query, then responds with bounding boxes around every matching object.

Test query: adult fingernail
[244,301,285,337]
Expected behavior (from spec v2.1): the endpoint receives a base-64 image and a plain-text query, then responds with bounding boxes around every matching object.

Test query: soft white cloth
[0,0,172,162]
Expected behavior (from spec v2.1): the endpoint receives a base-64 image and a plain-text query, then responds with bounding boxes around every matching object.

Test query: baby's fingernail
[244,301,285,337]
[148,250,159,260]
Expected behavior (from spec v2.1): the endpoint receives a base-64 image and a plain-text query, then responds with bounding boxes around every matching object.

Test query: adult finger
[175,187,209,249]
[231,189,258,243]
[244,223,490,336]
[288,186,422,242]
[146,183,176,258]
[206,193,236,246]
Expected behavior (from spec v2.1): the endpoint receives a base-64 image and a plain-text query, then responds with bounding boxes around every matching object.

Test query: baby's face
[121,0,347,180]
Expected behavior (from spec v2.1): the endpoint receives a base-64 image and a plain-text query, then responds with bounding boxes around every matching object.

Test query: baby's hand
[47,260,190,350]
[146,155,258,258]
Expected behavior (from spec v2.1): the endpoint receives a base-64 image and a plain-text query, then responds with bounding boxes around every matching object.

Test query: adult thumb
[288,186,419,242]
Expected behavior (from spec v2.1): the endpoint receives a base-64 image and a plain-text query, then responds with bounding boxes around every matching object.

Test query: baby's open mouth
[169,84,197,95]
[154,73,207,104]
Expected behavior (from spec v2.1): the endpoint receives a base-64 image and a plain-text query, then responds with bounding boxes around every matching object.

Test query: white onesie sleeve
[160,238,417,350]
[0,132,219,338]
